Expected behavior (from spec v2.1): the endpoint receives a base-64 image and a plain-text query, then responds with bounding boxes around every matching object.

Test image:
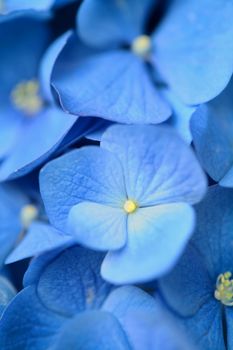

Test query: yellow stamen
[20,204,38,229]
[214,272,233,306]
[131,35,151,58]
[123,199,138,214]
[11,79,43,116]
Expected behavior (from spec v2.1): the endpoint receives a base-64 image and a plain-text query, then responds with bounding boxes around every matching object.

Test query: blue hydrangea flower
[0,12,98,181]
[158,185,233,350]
[39,125,206,284]
[191,78,233,187]
[0,245,194,350]
[52,0,233,124]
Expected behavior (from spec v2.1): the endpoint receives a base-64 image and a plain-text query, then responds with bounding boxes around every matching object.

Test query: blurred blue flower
[52,0,233,124]
[0,13,100,181]
[39,125,206,284]
[158,185,233,350]
[0,245,194,350]
[191,78,233,187]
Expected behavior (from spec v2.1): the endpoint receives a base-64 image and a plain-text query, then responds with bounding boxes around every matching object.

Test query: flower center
[131,35,151,58]
[11,79,43,116]
[20,204,38,229]
[214,272,233,306]
[123,199,138,214]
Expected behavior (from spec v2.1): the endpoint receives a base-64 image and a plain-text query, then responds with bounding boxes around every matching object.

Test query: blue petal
[51,311,131,350]
[179,301,224,350]
[0,107,77,181]
[67,202,127,250]
[163,89,195,143]
[0,12,51,99]
[225,308,233,350]
[101,125,206,206]
[2,0,54,13]
[153,0,233,104]
[0,110,21,159]
[0,286,64,350]
[0,276,16,316]
[39,31,72,103]
[6,222,73,263]
[0,184,28,267]
[101,203,194,284]
[77,0,157,48]
[37,246,112,317]
[52,34,171,124]
[103,287,193,350]
[40,147,126,230]
[159,244,213,317]
[191,79,233,186]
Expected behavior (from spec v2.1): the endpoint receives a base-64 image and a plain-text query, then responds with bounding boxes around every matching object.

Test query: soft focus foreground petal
[101,203,194,284]
[191,79,233,183]
[0,107,77,181]
[153,0,233,105]
[103,286,195,350]
[53,38,170,123]
[40,147,126,230]
[2,0,54,13]
[67,202,127,250]
[51,311,132,350]
[101,125,206,206]
[77,0,157,48]
[0,276,16,316]
[0,286,64,350]
[0,185,28,267]
[6,222,73,263]
[37,246,112,317]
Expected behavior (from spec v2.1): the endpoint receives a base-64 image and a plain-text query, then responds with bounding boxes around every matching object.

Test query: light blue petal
[37,246,112,317]
[51,311,131,350]
[0,107,77,181]
[101,125,206,206]
[40,147,126,230]
[101,203,195,284]
[77,0,157,48]
[191,80,233,183]
[52,34,171,124]
[0,286,64,350]
[153,0,233,104]
[6,222,73,263]
[67,202,127,250]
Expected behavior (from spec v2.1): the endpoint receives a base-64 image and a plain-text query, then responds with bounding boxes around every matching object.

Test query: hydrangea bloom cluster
[0,1,232,349]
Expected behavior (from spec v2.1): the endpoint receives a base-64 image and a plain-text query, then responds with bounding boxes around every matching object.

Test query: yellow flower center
[123,199,138,214]
[20,204,38,229]
[11,79,43,116]
[131,35,151,58]
[214,272,233,306]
